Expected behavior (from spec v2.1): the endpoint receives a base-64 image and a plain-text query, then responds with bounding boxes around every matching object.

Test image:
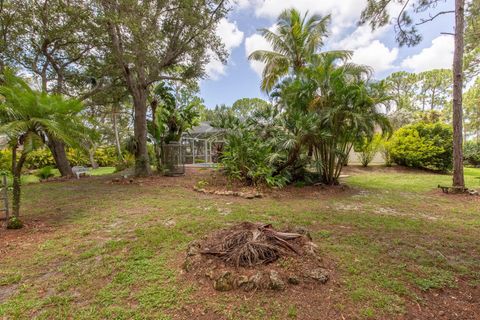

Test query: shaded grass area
[4,167,116,186]
[0,168,479,319]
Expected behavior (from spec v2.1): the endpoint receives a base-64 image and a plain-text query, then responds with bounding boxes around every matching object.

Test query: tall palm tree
[248,8,331,92]
[0,70,87,223]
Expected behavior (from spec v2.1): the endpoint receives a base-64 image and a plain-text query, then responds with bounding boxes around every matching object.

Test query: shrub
[380,140,394,167]
[114,153,135,173]
[389,122,453,172]
[221,130,288,188]
[0,149,12,171]
[464,140,480,166]
[66,149,89,166]
[94,147,118,167]
[7,216,23,229]
[36,166,55,180]
[25,148,55,169]
[355,134,382,167]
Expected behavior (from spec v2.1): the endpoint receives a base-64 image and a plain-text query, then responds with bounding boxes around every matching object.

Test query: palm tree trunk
[452,0,465,188]
[12,151,27,217]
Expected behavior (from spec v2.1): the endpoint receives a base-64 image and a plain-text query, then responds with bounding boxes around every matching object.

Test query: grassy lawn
[0,167,479,319]
[3,167,116,186]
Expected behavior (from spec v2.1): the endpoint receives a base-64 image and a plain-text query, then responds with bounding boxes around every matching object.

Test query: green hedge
[464,140,480,166]
[0,146,124,170]
[389,122,453,172]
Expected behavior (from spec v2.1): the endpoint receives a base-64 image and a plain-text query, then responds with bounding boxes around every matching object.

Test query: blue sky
[199,0,456,108]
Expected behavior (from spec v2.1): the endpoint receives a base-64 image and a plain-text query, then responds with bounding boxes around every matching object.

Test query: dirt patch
[0,284,19,303]
[183,222,333,293]
[404,279,480,320]
[429,189,480,204]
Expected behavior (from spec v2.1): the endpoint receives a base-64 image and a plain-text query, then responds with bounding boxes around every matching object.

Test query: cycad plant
[0,70,87,224]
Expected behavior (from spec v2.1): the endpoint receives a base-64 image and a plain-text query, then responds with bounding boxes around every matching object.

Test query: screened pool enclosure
[161,122,224,175]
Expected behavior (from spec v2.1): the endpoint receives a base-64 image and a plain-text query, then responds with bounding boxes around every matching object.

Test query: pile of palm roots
[200,222,310,267]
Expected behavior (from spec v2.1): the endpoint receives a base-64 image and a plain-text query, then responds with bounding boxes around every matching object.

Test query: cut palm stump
[183,222,331,292]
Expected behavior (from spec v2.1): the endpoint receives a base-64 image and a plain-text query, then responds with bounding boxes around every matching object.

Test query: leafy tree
[417,69,452,111]
[384,71,418,112]
[463,78,480,141]
[0,70,87,223]
[465,0,480,80]
[0,0,100,177]
[248,8,332,92]
[97,0,228,176]
[232,98,271,120]
[360,0,466,188]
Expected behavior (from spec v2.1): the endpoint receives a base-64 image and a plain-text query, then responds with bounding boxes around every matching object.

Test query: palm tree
[248,8,331,92]
[0,70,87,224]
[304,53,392,184]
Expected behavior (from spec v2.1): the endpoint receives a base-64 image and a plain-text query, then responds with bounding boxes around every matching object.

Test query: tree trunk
[112,106,124,161]
[452,0,465,188]
[132,89,151,176]
[47,137,73,177]
[88,146,99,169]
[12,151,27,218]
[103,17,150,176]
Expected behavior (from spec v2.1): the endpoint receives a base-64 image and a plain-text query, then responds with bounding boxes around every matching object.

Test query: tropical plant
[36,166,55,180]
[223,11,392,187]
[273,52,392,184]
[25,148,56,169]
[0,70,88,222]
[221,128,288,188]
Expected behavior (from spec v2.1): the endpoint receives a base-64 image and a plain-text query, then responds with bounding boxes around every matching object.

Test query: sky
[199,0,456,108]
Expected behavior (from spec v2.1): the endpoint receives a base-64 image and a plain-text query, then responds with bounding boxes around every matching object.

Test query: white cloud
[235,0,253,9]
[206,18,244,80]
[253,0,365,28]
[401,35,454,72]
[351,41,398,73]
[244,30,273,77]
[335,25,389,50]
[240,0,370,40]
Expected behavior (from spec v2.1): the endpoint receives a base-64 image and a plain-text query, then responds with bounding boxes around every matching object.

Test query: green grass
[346,167,480,192]
[0,167,479,319]
[4,167,116,186]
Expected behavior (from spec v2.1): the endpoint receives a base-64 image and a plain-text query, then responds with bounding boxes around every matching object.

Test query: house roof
[185,122,223,139]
